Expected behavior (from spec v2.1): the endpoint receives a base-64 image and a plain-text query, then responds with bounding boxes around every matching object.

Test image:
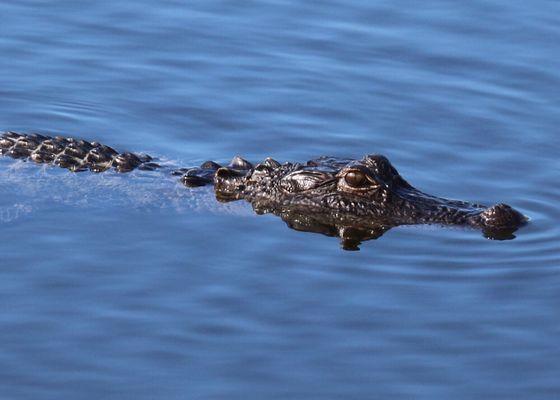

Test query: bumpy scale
[0,131,159,173]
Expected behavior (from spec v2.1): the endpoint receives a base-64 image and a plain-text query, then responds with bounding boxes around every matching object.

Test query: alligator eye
[344,171,368,188]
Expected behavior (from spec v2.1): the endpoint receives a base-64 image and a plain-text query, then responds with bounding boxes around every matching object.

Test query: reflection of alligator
[1,131,527,249]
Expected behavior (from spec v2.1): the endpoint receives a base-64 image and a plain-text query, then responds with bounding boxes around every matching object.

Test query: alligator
[0,131,527,250]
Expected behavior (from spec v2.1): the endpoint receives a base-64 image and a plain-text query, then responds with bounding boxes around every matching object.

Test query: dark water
[1,1,559,398]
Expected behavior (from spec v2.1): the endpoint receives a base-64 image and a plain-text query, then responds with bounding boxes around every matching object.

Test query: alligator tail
[0,131,159,173]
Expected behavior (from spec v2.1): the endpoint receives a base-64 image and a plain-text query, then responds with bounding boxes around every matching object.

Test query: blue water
[1,1,559,398]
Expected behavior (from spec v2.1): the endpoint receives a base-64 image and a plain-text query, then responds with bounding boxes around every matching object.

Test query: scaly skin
[0,131,158,172]
[1,131,527,248]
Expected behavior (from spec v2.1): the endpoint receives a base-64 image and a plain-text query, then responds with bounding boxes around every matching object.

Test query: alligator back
[0,132,159,173]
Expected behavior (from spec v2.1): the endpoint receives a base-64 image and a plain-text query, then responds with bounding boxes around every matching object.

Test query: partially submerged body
[1,131,527,249]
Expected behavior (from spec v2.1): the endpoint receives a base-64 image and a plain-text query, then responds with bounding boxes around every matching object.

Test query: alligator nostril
[478,203,528,231]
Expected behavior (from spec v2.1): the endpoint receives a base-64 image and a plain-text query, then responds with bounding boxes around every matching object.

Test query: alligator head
[183,154,527,249]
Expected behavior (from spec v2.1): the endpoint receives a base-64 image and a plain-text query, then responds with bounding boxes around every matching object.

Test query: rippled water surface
[1,1,559,399]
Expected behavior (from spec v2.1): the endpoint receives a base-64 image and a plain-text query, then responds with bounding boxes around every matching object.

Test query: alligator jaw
[395,187,528,238]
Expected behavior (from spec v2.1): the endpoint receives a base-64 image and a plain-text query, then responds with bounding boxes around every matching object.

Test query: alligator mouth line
[1,131,528,250]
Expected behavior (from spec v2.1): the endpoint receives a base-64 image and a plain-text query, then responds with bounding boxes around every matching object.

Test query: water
[0,1,559,398]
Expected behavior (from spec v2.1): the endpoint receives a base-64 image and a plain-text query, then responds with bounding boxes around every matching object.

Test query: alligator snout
[469,203,528,233]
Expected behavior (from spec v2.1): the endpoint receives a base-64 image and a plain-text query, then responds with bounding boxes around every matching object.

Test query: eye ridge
[344,170,368,188]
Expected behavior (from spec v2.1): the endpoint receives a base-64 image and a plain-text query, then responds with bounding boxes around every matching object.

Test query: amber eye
[344,170,368,188]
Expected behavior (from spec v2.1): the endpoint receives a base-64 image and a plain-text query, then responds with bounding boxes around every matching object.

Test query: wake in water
[0,158,254,224]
